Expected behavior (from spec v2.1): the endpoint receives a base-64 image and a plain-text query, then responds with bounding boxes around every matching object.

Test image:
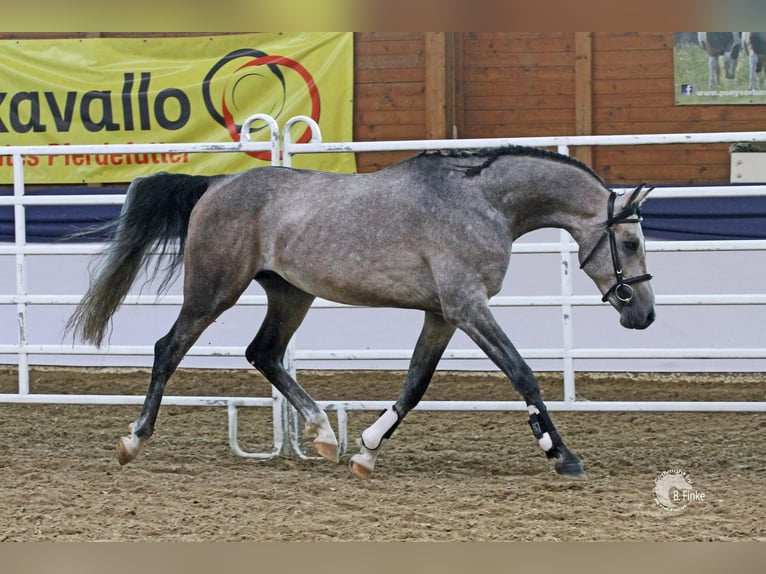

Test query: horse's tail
[66,172,212,347]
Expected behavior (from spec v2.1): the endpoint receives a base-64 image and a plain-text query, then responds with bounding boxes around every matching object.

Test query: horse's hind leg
[117,256,254,465]
[350,311,456,479]
[246,272,338,462]
[117,302,233,464]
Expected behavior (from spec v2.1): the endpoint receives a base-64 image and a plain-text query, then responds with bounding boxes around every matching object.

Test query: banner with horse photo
[0,33,355,183]
[674,32,766,105]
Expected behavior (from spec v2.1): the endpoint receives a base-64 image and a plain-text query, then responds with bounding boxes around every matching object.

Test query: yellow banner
[0,33,355,183]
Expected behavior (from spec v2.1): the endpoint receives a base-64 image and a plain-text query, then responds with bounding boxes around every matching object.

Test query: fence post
[13,152,29,395]
[557,145,577,403]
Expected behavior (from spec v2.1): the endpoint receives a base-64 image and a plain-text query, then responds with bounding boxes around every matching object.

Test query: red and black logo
[202,48,320,160]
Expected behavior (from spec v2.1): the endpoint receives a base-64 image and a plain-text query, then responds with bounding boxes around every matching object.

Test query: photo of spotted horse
[697,32,741,88]
[742,32,766,90]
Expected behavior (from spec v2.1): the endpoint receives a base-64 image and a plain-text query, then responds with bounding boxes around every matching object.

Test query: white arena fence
[1,114,765,460]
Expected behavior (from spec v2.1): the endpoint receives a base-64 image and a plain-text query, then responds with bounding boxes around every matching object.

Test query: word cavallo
[0,73,191,134]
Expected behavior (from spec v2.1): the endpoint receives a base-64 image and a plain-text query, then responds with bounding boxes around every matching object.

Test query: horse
[67,145,656,480]
[698,32,741,88]
[742,32,766,90]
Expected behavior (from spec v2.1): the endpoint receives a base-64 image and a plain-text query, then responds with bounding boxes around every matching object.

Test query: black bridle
[579,189,653,303]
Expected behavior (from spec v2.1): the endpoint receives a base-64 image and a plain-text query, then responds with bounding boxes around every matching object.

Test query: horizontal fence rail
[2,116,766,462]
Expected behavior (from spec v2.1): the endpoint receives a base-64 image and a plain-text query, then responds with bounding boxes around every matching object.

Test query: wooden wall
[353,32,426,171]
[591,32,732,184]
[355,32,766,185]
[3,32,765,185]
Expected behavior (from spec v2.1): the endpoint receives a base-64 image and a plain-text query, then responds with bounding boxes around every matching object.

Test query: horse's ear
[628,183,654,206]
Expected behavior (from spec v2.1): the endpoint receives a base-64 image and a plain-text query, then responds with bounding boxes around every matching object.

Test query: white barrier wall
[2,227,765,375]
[1,124,766,397]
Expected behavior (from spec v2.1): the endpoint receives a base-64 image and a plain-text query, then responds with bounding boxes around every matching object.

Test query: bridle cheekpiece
[579,188,653,303]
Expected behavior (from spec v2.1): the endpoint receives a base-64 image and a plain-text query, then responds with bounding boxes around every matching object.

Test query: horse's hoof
[116,437,135,466]
[349,458,373,480]
[116,428,144,466]
[558,467,588,480]
[554,453,587,480]
[314,440,339,463]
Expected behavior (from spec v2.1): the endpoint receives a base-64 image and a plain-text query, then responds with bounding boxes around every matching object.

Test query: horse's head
[578,184,656,330]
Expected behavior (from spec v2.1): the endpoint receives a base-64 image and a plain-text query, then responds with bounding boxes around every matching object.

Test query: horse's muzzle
[620,306,655,330]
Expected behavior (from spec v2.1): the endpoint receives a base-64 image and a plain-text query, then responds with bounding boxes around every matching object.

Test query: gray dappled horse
[698,32,741,88]
[68,146,655,480]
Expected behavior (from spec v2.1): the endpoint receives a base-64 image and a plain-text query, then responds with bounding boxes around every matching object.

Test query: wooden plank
[594,143,733,185]
[595,146,727,162]
[354,30,427,152]
[355,68,424,83]
[465,109,575,124]
[597,120,766,134]
[355,83,425,97]
[461,51,575,68]
[593,77,669,94]
[355,39,424,56]
[356,32,423,43]
[466,67,574,82]
[463,32,570,43]
[593,93,673,108]
[465,95,574,110]
[599,146,729,163]
[463,79,574,97]
[595,47,671,61]
[595,55,673,75]
[596,106,764,123]
[452,32,465,139]
[355,123,425,141]
[355,53,424,70]
[596,163,730,184]
[463,36,574,54]
[424,32,448,140]
[462,119,575,138]
[355,110,425,125]
[575,32,593,165]
[593,32,673,51]
[356,95,425,112]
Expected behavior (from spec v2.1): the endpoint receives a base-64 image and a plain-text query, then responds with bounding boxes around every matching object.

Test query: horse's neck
[491,171,605,243]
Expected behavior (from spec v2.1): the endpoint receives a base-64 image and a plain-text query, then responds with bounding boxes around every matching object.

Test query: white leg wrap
[361,406,399,451]
[527,405,554,452]
[350,440,385,474]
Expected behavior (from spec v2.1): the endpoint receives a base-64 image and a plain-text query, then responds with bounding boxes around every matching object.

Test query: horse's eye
[623,239,639,253]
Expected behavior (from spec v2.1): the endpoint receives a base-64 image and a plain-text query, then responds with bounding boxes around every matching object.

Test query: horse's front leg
[446,299,586,479]
[350,312,456,479]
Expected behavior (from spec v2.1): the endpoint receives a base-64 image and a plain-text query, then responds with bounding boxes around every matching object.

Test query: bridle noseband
[579,190,653,303]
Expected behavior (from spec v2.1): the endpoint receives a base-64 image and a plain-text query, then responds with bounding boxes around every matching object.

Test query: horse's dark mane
[420,145,607,187]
